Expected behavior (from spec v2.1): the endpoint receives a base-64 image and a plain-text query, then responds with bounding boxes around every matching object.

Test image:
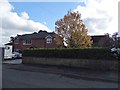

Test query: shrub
[23,48,116,60]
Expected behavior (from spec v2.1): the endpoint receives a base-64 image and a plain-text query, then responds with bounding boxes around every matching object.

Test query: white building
[4,43,13,59]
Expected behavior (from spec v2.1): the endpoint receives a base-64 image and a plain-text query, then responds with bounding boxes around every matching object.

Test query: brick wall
[22,57,118,71]
[14,38,57,51]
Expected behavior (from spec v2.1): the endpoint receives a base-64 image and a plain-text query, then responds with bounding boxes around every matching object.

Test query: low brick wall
[22,57,118,71]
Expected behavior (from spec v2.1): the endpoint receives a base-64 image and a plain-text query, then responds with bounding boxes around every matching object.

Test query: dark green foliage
[23,48,116,60]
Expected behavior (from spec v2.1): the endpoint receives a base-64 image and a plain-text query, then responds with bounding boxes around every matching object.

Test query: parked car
[111,47,120,59]
[12,52,22,59]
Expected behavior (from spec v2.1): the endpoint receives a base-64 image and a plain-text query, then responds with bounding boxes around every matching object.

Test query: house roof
[5,42,12,45]
[15,30,56,40]
[91,35,108,43]
[14,30,109,44]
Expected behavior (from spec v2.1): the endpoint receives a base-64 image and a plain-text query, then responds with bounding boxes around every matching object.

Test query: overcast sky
[0,0,119,45]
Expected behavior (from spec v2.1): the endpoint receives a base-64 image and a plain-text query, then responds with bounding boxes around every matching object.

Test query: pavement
[2,59,119,84]
[2,63,119,88]
[3,59,22,64]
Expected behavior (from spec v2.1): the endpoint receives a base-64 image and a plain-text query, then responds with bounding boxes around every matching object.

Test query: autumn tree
[54,11,93,48]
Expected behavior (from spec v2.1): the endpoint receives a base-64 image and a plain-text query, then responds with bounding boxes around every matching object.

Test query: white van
[4,45,13,59]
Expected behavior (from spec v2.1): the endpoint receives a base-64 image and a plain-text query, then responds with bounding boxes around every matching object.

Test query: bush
[23,48,116,60]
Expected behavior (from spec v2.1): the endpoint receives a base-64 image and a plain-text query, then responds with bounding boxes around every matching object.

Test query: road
[2,62,118,88]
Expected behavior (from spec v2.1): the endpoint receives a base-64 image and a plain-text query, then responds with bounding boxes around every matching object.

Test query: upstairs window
[46,35,52,44]
[46,38,52,44]
[23,40,32,45]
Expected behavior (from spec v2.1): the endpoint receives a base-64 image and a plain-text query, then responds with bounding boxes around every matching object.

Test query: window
[46,38,52,44]
[46,35,52,44]
[23,40,32,45]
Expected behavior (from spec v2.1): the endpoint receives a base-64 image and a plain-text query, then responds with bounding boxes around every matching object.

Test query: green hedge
[23,48,116,60]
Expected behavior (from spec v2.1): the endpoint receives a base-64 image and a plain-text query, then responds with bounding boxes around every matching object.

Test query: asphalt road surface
[2,63,118,88]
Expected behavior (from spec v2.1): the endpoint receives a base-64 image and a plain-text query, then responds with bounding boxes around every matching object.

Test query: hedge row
[23,48,116,60]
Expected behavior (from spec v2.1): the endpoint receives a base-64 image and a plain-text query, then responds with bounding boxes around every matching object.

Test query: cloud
[0,0,14,13]
[0,0,51,45]
[20,12,29,20]
[43,22,47,25]
[74,0,118,35]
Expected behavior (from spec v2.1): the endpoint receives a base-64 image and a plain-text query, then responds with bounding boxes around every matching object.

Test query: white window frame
[45,35,52,44]
[46,38,52,44]
[23,40,32,45]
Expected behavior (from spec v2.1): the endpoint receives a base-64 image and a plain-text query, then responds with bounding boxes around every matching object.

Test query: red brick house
[91,35,113,47]
[13,30,58,51]
[11,30,113,52]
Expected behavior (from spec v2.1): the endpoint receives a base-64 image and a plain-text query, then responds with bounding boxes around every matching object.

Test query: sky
[0,0,119,45]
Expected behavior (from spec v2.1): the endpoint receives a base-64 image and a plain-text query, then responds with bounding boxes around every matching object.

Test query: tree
[10,37,14,43]
[54,11,93,48]
[9,36,15,52]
